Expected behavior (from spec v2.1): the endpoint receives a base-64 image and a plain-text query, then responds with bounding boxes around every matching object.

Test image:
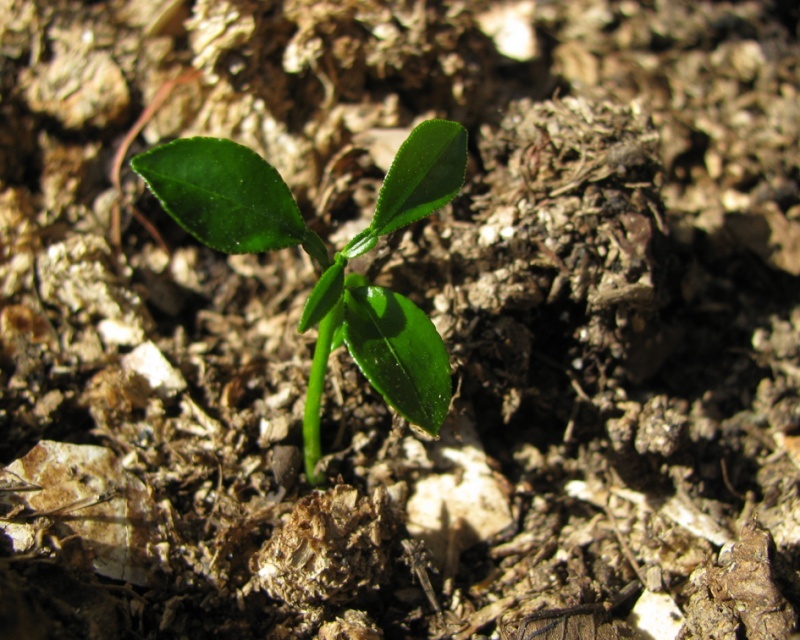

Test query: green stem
[302,301,342,485]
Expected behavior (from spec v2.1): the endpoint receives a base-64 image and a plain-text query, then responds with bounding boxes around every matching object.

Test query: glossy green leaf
[131,137,307,254]
[331,324,345,351]
[345,273,369,289]
[341,227,378,260]
[328,296,346,352]
[298,256,346,333]
[331,273,368,355]
[370,120,467,237]
[343,286,451,434]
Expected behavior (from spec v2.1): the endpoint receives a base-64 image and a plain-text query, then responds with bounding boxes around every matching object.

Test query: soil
[1,1,800,639]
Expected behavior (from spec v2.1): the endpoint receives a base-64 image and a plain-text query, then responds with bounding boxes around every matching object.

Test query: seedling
[131,119,468,485]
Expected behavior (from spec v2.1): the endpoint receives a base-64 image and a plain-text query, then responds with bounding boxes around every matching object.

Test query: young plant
[131,119,467,485]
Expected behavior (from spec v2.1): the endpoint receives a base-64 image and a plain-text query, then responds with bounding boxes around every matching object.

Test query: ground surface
[1,1,800,639]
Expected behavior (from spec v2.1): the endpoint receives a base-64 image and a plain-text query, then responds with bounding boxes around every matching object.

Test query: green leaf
[329,297,346,351]
[331,271,366,349]
[302,229,333,270]
[370,119,467,237]
[341,227,378,260]
[298,256,346,333]
[343,286,451,434]
[131,137,307,254]
[345,273,369,289]
[331,323,345,351]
